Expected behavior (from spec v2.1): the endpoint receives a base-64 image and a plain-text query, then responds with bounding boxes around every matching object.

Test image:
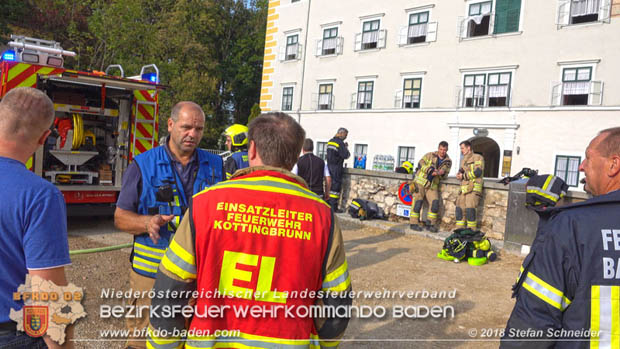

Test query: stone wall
[340,168,588,241]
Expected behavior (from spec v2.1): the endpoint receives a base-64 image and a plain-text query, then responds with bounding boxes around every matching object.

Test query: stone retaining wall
[340,168,588,241]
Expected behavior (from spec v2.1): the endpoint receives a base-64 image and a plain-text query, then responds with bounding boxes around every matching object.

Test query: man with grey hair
[0,87,73,348]
[114,101,223,348]
[326,127,350,212]
[502,127,620,348]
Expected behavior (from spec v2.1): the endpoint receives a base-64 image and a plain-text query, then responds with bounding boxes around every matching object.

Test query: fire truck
[0,35,165,215]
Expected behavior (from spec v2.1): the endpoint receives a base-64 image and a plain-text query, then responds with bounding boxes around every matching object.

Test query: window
[462,1,493,38]
[322,28,338,55]
[355,19,386,51]
[354,144,368,169]
[463,74,486,107]
[487,73,511,106]
[316,142,327,160]
[408,12,429,44]
[403,78,422,108]
[571,0,602,24]
[555,155,581,187]
[562,67,591,105]
[494,0,521,34]
[362,20,380,50]
[398,146,416,166]
[282,87,293,111]
[357,81,374,109]
[552,65,602,106]
[462,72,512,107]
[354,144,368,157]
[285,35,299,60]
[557,0,611,27]
[318,84,333,110]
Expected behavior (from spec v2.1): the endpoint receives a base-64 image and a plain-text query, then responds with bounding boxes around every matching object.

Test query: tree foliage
[2,0,267,149]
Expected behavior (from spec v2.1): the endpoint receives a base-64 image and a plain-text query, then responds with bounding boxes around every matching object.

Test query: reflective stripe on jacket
[147,167,351,348]
[413,151,452,190]
[502,189,620,349]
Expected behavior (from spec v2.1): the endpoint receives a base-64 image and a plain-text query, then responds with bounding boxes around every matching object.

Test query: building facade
[260,0,620,189]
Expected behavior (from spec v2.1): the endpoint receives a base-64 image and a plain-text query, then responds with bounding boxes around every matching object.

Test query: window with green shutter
[494,0,521,34]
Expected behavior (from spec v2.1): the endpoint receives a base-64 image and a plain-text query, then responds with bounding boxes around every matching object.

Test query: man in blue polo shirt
[114,101,223,348]
[0,87,72,348]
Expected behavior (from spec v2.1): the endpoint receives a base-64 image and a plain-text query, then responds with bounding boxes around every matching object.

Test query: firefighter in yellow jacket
[456,140,484,229]
[410,141,452,233]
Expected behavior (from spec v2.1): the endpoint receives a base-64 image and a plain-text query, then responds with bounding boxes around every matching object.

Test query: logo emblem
[398,182,412,205]
[23,306,48,337]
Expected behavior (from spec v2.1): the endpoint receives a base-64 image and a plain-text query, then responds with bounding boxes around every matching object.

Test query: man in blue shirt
[114,101,223,348]
[0,87,72,348]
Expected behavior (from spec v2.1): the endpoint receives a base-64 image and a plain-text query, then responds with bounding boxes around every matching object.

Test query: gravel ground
[65,216,523,348]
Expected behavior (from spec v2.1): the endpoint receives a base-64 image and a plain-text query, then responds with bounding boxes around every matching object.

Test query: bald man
[114,101,223,348]
[0,87,72,348]
[502,127,620,348]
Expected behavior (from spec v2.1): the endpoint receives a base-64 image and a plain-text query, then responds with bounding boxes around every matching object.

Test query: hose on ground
[69,243,132,256]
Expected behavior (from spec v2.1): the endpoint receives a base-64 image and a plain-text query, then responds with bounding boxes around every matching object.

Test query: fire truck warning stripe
[7,66,62,91]
[7,66,40,90]
[7,63,31,81]
[134,139,148,155]
[136,123,153,141]
[136,139,151,154]
[138,104,155,121]
[136,89,156,102]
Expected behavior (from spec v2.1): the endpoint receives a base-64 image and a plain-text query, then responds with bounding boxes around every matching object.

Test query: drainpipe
[297,0,312,124]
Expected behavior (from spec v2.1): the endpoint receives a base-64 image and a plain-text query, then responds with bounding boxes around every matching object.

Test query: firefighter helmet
[401,161,413,174]
[224,124,248,147]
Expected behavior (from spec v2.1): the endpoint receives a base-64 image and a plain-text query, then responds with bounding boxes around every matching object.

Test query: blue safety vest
[131,146,223,278]
[231,151,249,170]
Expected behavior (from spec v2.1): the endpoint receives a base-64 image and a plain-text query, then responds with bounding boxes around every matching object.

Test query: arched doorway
[469,137,500,178]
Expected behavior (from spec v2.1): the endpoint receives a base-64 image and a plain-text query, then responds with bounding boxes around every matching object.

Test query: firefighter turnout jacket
[132,146,223,278]
[224,150,249,180]
[148,166,352,348]
[501,189,620,349]
[413,151,452,191]
[326,136,350,208]
[459,153,484,195]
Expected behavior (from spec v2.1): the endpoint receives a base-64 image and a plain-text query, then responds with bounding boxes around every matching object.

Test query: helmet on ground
[224,124,248,147]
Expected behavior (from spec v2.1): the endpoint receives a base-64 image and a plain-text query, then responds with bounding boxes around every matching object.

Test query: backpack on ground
[348,198,385,220]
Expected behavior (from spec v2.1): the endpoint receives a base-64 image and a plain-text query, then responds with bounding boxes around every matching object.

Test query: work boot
[409,224,422,231]
[426,225,439,233]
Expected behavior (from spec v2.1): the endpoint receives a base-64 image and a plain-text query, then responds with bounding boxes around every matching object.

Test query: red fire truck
[0,35,165,215]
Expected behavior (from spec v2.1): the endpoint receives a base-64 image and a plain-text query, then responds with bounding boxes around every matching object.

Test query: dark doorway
[469,136,500,178]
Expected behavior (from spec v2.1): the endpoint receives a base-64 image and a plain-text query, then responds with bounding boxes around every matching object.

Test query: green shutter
[494,0,521,34]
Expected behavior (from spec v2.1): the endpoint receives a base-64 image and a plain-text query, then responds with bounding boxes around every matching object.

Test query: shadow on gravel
[344,300,479,349]
[387,223,410,234]
[345,231,402,250]
[346,245,410,272]
[67,216,116,236]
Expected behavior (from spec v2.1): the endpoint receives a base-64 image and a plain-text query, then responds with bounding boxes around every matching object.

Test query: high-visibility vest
[188,169,332,347]
[132,146,223,278]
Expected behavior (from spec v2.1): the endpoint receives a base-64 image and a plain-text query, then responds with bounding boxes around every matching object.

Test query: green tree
[3,0,267,149]
[247,103,261,124]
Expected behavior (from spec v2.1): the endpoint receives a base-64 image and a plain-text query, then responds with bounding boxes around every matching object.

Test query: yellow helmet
[402,161,413,174]
[224,124,248,147]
